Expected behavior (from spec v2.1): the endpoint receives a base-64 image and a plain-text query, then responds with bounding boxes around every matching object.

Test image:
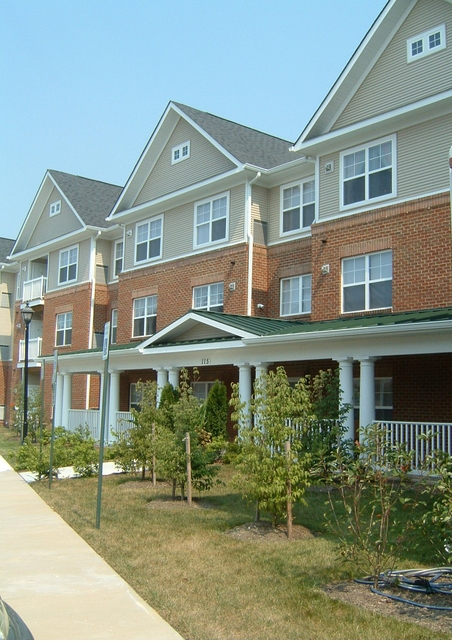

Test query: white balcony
[22,276,47,302]
[19,337,42,361]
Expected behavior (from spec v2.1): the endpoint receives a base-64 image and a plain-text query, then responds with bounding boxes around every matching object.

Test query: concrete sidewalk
[0,456,183,640]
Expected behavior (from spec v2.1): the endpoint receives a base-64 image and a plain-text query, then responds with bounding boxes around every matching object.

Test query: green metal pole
[96,323,110,529]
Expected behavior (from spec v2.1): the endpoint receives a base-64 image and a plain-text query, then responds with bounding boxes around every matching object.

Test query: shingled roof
[173,102,304,169]
[49,170,123,227]
[0,238,15,263]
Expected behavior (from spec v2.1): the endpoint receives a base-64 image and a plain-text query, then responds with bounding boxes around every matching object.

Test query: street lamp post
[21,303,34,443]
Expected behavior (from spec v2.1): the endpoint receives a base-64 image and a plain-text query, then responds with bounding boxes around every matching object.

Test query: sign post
[96,322,110,529]
[48,349,58,489]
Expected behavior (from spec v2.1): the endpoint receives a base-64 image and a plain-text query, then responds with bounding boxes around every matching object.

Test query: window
[135,217,162,263]
[342,250,392,313]
[193,282,224,312]
[280,274,312,316]
[407,25,446,61]
[341,136,395,207]
[114,241,123,277]
[281,179,315,235]
[192,381,215,402]
[111,309,118,344]
[133,295,157,337]
[0,345,9,360]
[56,312,72,346]
[58,246,78,284]
[49,200,61,216]
[172,140,190,164]
[354,377,393,421]
[195,193,228,247]
[130,383,142,411]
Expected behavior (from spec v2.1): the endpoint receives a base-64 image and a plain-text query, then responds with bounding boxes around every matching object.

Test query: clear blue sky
[0,0,388,241]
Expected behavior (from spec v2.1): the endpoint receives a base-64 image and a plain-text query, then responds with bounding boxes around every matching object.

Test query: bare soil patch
[324,580,452,636]
[225,520,316,542]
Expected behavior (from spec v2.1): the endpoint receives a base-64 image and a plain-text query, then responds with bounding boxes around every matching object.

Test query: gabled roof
[173,103,301,170]
[48,170,123,227]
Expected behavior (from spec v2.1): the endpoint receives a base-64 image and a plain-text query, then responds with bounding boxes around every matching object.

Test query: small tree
[203,380,228,440]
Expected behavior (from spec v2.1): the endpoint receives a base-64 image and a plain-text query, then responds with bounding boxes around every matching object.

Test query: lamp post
[21,303,34,443]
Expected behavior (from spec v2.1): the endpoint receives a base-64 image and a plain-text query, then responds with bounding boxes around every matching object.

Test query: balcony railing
[22,276,47,302]
[66,410,134,442]
[19,337,42,361]
[379,421,452,472]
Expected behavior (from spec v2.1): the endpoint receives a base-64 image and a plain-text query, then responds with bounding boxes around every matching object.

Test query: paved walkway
[0,456,183,640]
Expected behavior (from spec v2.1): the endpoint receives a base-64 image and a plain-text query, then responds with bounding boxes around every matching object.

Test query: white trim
[171,140,190,164]
[49,200,61,217]
[407,24,446,62]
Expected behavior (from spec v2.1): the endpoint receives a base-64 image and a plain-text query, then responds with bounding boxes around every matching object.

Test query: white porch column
[359,358,376,429]
[61,373,72,430]
[156,368,168,404]
[338,358,355,441]
[254,362,270,381]
[168,368,180,389]
[54,372,64,427]
[237,364,252,430]
[108,370,121,441]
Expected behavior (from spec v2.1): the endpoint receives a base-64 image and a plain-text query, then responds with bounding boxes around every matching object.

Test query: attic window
[49,200,61,216]
[407,24,446,62]
[172,141,190,165]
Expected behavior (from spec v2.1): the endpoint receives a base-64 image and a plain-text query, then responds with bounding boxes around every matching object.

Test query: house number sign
[201,357,211,365]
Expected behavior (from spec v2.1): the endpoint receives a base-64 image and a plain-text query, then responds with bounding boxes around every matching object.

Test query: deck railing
[22,276,47,301]
[66,410,134,442]
[378,421,452,471]
[19,337,42,361]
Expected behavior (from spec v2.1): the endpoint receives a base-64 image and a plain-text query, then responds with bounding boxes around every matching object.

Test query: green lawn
[29,465,446,640]
[0,424,22,465]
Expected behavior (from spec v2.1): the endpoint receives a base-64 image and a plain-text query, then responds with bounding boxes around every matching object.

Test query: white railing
[67,410,100,440]
[114,411,134,437]
[19,337,42,361]
[22,276,47,301]
[379,421,452,471]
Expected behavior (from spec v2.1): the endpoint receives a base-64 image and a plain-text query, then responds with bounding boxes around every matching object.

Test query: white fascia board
[10,226,104,262]
[140,339,246,356]
[294,90,452,157]
[243,319,452,347]
[107,166,246,224]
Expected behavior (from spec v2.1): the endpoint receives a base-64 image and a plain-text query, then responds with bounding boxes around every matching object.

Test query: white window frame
[58,245,78,285]
[55,312,72,346]
[407,24,446,62]
[49,200,61,217]
[135,216,163,264]
[111,309,118,344]
[193,282,224,312]
[280,274,312,317]
[280,178,316,236]
[132,295,157,338]
[354,377,393,421]
[194,192,229,248]
[114,240,123,278]
[192,381,215,402]
[342,250,392,313]
[340,135,396,210]
[172,140,190,165]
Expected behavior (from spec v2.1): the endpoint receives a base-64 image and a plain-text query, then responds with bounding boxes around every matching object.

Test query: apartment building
[8,0,452,452]
[0,238,16,425]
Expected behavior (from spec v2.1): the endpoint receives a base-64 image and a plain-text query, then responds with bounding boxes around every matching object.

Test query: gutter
[245,171,261,316]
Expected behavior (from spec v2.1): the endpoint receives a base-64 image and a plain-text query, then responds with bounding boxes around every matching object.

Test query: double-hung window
[56,312,72,346]
[135,217,162,263]
[111,309,118,344]
[280,274,312,316]
[281,179,315,235]
[59,246,78,285]
[133,295,157,337]
[114,240,123,277]
[193,282,224,312]
[341,136,395,208]
[342,250,392,313]
[195,193,228,247]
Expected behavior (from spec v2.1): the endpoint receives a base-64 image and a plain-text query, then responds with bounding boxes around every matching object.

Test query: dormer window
[172,141,190,164]
[50,200,61,216]
[407,25,446,62]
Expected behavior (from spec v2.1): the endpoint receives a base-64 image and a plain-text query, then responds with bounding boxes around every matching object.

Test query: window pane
[136,242,147,262]
[197,224,209,245]
[369,168,392,199]
[301,275,312,313]
[369,280,392,309]
[302,203,315,228]
[343,150,365,179]
[212,218,226,241]
[145,315,157,335]
[194,286,208,308]
[283,186,300,210]
[212,196,227,219]
[283,208,300,232]
[196,203,210,225]
[68,264,77,281]
[149,238,160,258]
[137,223,148,244]
[343,284,365,312]
[343,256,365,285]
[344,176,365,205]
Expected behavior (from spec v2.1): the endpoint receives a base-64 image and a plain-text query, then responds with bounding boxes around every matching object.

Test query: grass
[26,464,446,640]
[0,424,22,465]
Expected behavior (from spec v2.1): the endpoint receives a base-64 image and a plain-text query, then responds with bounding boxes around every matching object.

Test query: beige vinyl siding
[95,239,110,285]
[134,119,236,206]
[47,239,91,291]
[123,185,246,270]
[398,112,452,199]
[0,272,15,360]
[267,185,282,245]
[333,0,452,130]
[318,151,341,220]
[28,188,82,247]
[251,185,268,224]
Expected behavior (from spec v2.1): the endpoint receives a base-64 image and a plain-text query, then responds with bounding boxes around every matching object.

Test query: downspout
[449,145,452,225]
[86,231,101,409]
[246,171,261,316]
